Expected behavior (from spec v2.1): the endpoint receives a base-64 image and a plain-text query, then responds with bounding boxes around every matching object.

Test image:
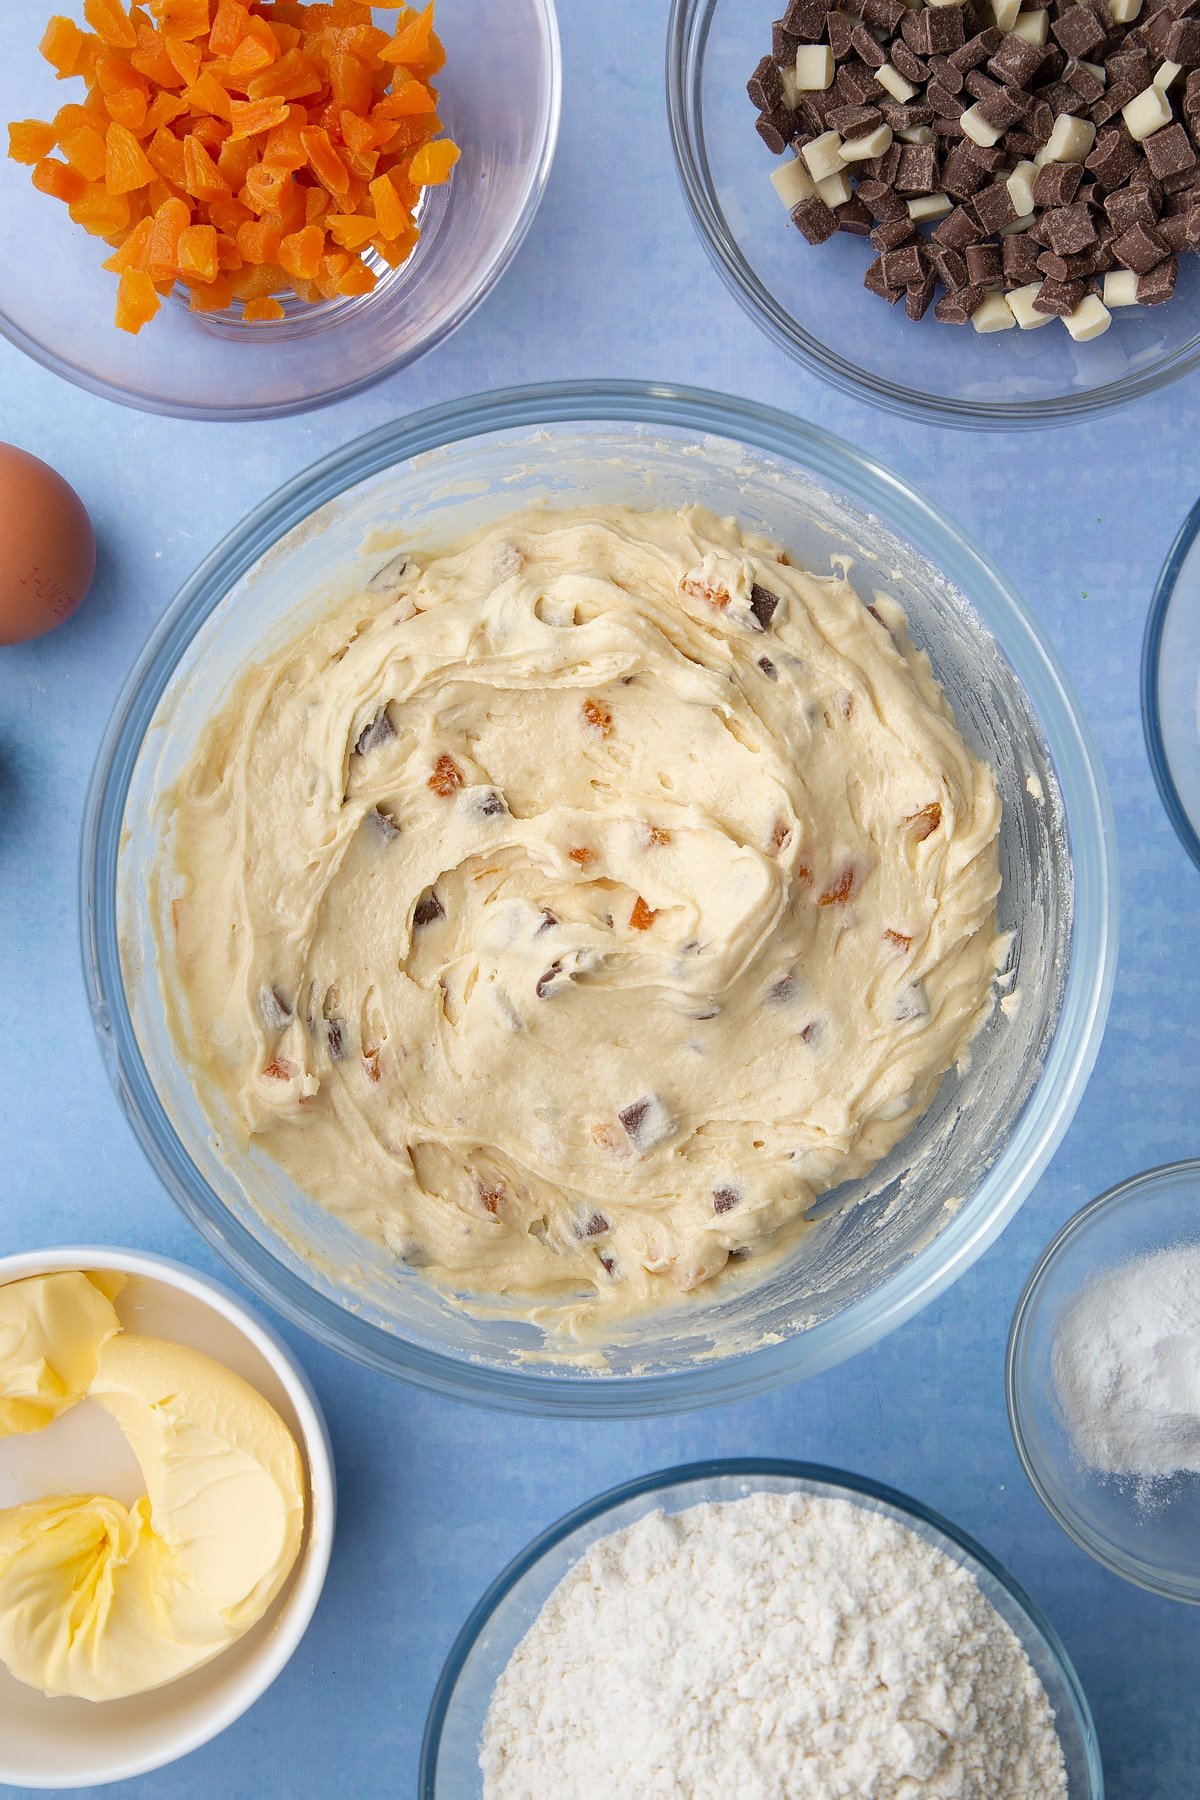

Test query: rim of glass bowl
[1006,1159,1200,1602]
[666,0,1200,430]
[80,379,1119,1416]
[1142,500,1200,875]
[418,1456,1104,1798]
[0,2,561,423]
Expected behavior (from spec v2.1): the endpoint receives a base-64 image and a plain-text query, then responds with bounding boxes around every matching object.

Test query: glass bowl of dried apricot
[0,1,561,418]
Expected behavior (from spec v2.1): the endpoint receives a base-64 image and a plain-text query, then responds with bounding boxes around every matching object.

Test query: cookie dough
[163,506,1003,1325]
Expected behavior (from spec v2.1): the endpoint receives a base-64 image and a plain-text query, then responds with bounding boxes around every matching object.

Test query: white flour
[1052,1243,1200,1481]
[479,1491,1067,1800]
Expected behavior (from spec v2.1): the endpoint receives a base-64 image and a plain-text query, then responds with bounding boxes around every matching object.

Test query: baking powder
[1052,1243,1200,1481]
[480,1490,1067,1799]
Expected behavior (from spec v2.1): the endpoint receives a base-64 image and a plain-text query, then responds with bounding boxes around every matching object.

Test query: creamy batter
[164,507,1003,1325]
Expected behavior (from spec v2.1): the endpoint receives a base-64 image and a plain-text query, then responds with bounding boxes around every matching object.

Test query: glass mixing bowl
[1008,1160,1200,1603]
[1142,499,1200,874]
[0,2,560,419]
[667,0,1200,429]
[419,1459,1104,1799]
[82,381,1117,1415]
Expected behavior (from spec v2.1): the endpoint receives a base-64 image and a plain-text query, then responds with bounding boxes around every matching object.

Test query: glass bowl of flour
[1008,1159,1200,1602]
[420,1458,1102,1797]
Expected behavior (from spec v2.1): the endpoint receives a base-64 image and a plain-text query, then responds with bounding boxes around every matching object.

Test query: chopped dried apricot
[114,265,159,331]
[428,753,464,798]
[582,697,613,735]
[8,120,58,164]
[11,0,458,332]
[818,865,858,907]
[630,897,658,931]
[906,802,943,842]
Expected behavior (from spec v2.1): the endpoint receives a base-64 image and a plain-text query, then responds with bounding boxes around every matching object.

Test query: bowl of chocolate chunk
[669,0,1200,425]
[83,381,1116,1413]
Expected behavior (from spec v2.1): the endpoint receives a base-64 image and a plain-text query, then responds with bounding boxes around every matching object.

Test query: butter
[0,1327,305,1701]
[0,1270,124,1437]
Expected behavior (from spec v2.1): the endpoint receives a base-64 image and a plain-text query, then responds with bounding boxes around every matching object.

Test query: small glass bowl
[1142,500,1200,874]
[1008,1160,1200,1603]
[667,0,1200,429]
[0,2,560,420]
[419,1458,1104,1798]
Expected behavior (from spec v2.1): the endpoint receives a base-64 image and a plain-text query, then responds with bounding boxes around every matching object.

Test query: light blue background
[3,3,1199,1794]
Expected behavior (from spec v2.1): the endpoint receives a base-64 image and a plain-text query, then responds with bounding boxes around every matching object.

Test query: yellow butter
[0,1271,125,1437]
[0,1332,305,1701]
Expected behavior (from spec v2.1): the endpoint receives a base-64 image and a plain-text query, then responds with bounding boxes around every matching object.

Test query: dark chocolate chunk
[477,790,507,816]
[773,20,801,63]
[367,805,400,842]
[1036,246,1100,278]
[978,84,1031,131]
[929,52,966,94]
[1112,217,1171,267]
[850,22,888,65]
[932,242,970,285]
[713,1187,741,1214]
[972,180,1019,232]
[933,202,986,246]
[902,3,965,56]
[1105,47,1153,89]
[1064,56,1106,102]
[951,27,1003,71]
[880,100,936,129]
[783,0,828,39]
[325,1016,346,1062]
[1034,201,1098,251]
[863,254,906,300]
[880,241,927,285]
[1104,182,1159,229]
[965,239,1003,283]
[838,195,876,235]
[963,67,1003,102]
[934,282,986,321]
[1033,158,1084,206]
[1039,78,1089,115]
[862,0,906,30]
[835,62,884,103]
[413,889,444,926]
[1025,97,1057,142]
[1144,120,1199,178]
[890,39,929,83]
[1090,80,1138,128]
[827,10,857,58]
[758,655,779,679]
[941,140,989,196]
[927,79,965,116]
[895,142,940,192]
[871,213,922,249]
[756,109,794,153]
[1137,252,1179,298]
[827,103,884,136]
[905,268,939,318]
[988,33,1046,86]
[536,961,564,999]
[792,194,839,242]
[1053,4,1108,58]
[355,707,395,755]
[1032,274,1090,312]
[1002,229,1042,282]
[748,55,785,112]
[1159,207,1192,245]
[750,583,781,629]
[1085,125,1140,188]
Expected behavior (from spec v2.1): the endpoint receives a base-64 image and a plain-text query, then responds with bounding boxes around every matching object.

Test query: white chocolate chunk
[1034,112,1097,163]
[1154,59,1182,89]
[1063,294,1112,340]
[1108,0,1142,22]
[1103,268,1141,306]
[780,66,801,109]
[1082,60,1107,87]
[928,0,968,8]
[1122,84,1172,140]
[972,292,1016,332]
[801,130,845,180]
[1007,282,1055,328]
[961,103,1004,147]
[1006,160,1037,217]
[877,62,917,102]
[998,213,1037,234]
[795,44,835,90]
[897,124,936,143]
[907,191,953,220]
[839,122,894,160]
[816,170,853,206]
[1011,8,1048,43]
[990,0,1022,28]
[770,157,816,208]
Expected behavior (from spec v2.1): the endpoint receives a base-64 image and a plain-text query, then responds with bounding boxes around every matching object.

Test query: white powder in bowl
[479,1490,1068,1800]
[1052,1243,1200,1481]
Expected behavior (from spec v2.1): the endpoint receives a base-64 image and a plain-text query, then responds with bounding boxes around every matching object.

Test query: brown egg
[0,444,96,646]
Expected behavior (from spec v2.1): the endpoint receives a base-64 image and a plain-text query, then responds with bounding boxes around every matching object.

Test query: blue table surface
[3,3,1200,1795]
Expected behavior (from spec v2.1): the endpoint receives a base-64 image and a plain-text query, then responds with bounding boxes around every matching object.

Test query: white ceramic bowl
[0,1246,335,1790]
